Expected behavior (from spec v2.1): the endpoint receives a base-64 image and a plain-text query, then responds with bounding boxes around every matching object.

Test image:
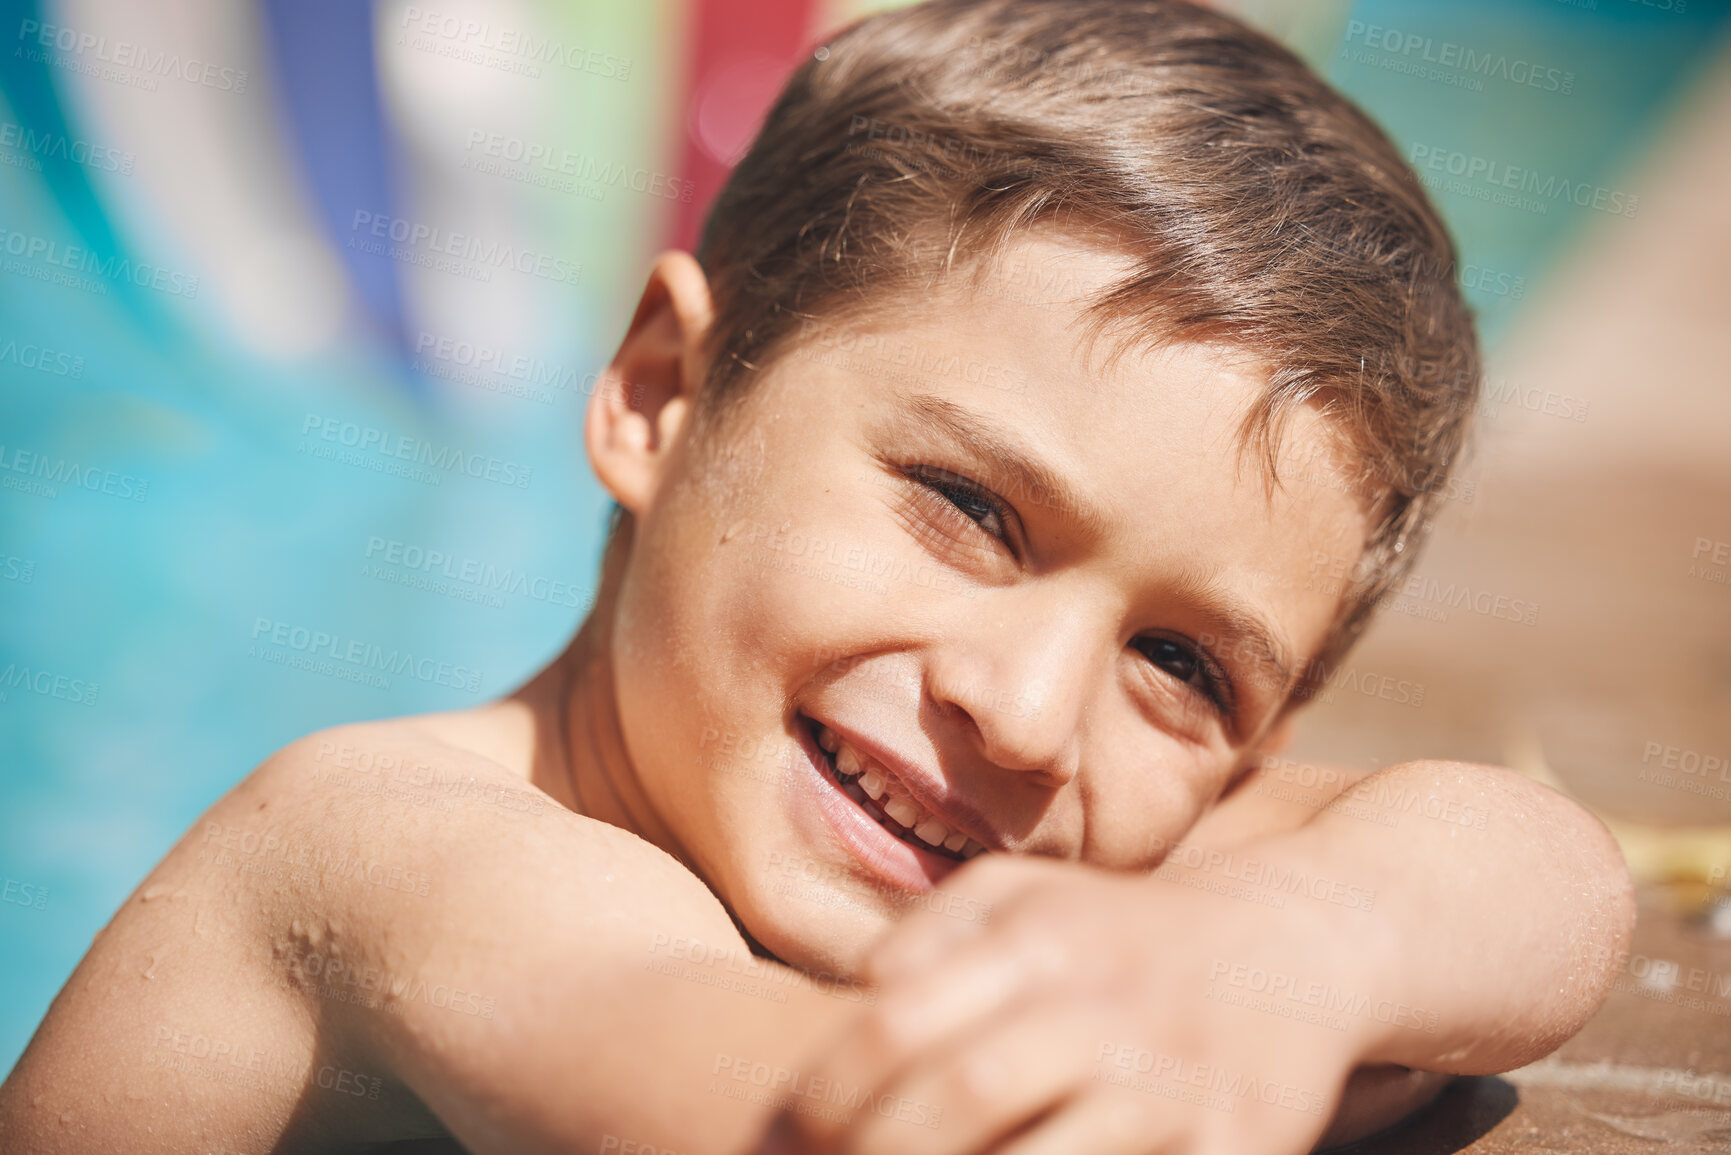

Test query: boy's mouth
[805,716,988,863]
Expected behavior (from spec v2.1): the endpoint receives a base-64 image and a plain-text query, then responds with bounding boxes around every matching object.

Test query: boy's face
[605,232,1368,974]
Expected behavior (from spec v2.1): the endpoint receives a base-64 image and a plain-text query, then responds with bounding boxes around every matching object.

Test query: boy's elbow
[1382,760,1637,979]
[1409,759,1637,1036]
[1562,793,1638,1010]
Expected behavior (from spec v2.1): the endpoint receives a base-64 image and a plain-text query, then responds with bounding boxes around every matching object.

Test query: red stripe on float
[669,0,819,252]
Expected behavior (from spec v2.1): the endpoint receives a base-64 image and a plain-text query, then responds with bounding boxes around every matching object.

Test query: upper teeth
[817,724,987,859]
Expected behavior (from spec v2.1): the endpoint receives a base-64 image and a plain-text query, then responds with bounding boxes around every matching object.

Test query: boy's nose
[926,605,1100,787]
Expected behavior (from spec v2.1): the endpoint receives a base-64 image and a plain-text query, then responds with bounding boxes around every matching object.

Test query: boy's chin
[740,893,889,979]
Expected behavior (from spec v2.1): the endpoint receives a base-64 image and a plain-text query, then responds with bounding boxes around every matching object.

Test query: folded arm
[770,759,1635,1155]
[0,724,866,1155]
[1187,757,1636,1076]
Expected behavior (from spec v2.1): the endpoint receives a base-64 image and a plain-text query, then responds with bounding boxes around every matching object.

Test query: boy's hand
[768,854,1378,1155]
[763,759,1635,1155]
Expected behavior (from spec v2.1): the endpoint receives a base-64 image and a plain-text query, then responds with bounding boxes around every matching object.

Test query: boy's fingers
[840,1006,1105,1155]
[867,856,1052,983]
[866,902,990,984]
[989,1091,1183,1155]
[786,934,1047,1150]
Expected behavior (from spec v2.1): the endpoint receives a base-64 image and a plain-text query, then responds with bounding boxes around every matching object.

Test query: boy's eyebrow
[900,393,1112,537]
[1172,575,1298,704]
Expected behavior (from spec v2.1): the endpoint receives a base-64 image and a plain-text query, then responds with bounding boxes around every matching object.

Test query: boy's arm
[328,741,878,1155]
[776,760,1635,1154]
[1184,758,1636,1074]
[0,725,867,1155]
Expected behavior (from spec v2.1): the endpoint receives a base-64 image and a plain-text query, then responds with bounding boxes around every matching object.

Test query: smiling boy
[0,1,1634,1153]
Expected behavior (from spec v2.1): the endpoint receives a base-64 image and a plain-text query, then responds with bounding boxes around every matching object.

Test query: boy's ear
[585,251,715,516]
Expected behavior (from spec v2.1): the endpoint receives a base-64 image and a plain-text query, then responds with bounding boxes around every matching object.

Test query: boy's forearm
[385,953,868,1155]
[1219,760,1635,1075]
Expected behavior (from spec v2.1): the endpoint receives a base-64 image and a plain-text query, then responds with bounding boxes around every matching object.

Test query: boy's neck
[519,518,692,868]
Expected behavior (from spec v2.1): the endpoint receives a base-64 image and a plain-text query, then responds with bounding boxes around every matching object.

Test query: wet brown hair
[682,0,1480,695]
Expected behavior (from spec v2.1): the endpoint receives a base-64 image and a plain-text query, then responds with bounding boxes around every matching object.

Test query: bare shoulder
[245,716,741,943]
[0,717,741,1154]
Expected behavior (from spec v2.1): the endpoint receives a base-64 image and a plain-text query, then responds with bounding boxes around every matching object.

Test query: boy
[0,1,1633,1152]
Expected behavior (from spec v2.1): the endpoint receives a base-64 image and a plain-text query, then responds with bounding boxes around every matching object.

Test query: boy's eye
[1133,636,1229,712]
[907,466,1011,542]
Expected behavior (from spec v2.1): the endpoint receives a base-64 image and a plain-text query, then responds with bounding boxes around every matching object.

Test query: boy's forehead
[962,225,1147,313]
[826,232,1350,514]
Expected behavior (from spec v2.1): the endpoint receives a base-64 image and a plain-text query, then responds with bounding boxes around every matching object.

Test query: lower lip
[791,717,963,894]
